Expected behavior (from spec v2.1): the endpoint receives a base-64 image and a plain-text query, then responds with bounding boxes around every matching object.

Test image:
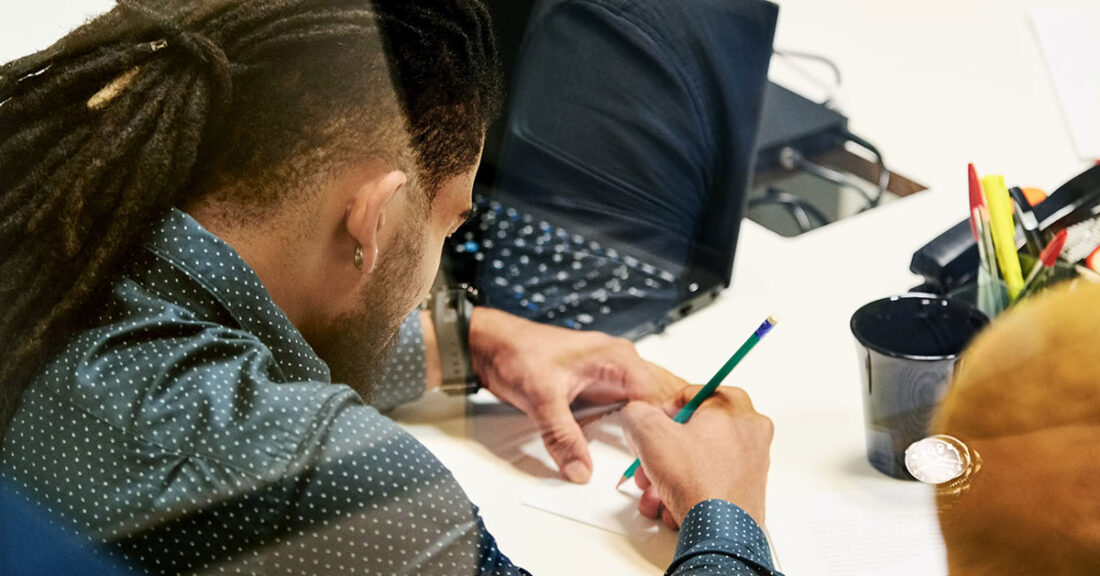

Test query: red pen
[968,163,985,242]
[969,164,999,284]
[1021,230,1068,297]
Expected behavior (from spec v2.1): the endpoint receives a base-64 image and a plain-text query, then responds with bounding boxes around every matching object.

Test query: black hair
[0,0,503,437]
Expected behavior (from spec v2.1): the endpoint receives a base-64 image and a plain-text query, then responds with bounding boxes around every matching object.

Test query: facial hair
[312,224,427,400]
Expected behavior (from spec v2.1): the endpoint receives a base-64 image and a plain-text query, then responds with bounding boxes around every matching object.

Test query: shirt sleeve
[367,311,428,411]
[668,500,783,576]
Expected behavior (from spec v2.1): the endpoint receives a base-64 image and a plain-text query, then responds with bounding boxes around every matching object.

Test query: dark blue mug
[850,294,989,480]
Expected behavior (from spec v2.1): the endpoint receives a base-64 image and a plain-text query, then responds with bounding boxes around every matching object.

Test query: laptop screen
[447,0,778,338]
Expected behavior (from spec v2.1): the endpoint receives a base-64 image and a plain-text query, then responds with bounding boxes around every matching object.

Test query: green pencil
[616,315,778,488]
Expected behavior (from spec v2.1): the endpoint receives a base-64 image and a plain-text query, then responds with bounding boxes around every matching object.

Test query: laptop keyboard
[452,197,677,331]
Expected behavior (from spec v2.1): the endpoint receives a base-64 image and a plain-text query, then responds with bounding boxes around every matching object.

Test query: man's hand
[468,307,685,483]
[620,386,773,528]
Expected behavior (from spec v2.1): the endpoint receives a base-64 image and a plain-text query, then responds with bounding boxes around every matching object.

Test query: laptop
[443,0,779,340]
[446,191,683,339]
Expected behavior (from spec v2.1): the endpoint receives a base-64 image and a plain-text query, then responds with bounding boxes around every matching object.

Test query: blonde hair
[932,282,1100,575]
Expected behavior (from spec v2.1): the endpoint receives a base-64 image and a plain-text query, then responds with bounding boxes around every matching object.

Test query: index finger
[662,386,757,418]
[661,385,704,418]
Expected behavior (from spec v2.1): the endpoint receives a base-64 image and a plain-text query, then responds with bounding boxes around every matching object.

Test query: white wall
[0,1,115,64]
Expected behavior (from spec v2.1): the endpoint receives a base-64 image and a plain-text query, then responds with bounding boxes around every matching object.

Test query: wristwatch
[429,284,481,395]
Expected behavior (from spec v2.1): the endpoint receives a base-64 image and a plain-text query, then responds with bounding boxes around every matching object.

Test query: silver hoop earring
[354,245,364,270]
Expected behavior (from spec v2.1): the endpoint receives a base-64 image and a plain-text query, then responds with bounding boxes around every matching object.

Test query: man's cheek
[410,250,443,304]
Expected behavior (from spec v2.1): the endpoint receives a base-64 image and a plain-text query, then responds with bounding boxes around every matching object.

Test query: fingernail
[563,461,591,484]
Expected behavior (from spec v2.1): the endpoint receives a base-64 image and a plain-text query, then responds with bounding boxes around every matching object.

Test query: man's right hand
[620,386,773,529]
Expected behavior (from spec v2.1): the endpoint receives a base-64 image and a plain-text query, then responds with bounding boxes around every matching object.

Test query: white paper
[1030,7,1100,160]
[766,484,948,576]
[520,412,662,540]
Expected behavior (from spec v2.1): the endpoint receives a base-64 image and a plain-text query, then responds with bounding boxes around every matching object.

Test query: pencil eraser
[756,317,778,338]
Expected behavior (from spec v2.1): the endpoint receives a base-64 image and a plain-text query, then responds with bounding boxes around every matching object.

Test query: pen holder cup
[850,294,989,480]
[945,278,1010,319]
[950,252,1082,319]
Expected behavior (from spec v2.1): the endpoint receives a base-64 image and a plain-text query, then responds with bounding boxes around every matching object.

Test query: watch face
[905,435,970,485]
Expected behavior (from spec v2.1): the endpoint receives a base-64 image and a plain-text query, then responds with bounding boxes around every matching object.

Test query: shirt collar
[141,208,331,383]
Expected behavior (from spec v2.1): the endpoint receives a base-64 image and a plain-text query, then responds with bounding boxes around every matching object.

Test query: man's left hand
[468,307,685,483]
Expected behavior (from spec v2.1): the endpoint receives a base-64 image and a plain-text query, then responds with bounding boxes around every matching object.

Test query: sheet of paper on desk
[1030,7,1100,160]
[766,484,948,576]
[520,412,662,541]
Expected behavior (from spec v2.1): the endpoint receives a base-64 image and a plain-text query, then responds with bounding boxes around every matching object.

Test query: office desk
[0,0,1091,573]
[396,0,1094,573]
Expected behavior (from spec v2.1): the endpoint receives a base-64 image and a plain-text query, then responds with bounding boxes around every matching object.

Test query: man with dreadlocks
[0,1,780,574]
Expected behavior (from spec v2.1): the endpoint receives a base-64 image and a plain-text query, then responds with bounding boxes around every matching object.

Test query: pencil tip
[615,476,627,489]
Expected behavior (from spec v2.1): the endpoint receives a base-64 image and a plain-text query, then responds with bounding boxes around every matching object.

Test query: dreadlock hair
[0,0,503,440]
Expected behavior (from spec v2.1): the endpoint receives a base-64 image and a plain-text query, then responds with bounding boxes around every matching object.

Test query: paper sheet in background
[766,484,947,576]
[1030,7,1100,161]
[520,412,663,541]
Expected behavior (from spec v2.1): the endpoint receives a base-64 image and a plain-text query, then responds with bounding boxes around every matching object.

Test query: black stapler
[910,165,1100,294]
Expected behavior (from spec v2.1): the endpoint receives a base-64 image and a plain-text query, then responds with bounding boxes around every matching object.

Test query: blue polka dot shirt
[0,209,780,575]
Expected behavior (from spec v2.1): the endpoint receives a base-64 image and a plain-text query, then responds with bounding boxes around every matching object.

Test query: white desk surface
[2,0,1092,573]
[395,0,1096,573]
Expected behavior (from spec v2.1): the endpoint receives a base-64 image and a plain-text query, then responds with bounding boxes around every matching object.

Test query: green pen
[617,315,778,488]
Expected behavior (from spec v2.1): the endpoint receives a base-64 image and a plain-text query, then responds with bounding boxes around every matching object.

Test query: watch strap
[431,287,480,395]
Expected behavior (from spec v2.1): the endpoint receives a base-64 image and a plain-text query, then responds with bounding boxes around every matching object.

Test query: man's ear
[346,169,407,273]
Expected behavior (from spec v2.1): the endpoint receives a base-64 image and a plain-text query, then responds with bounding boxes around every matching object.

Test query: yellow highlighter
[981,174,1025,301]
